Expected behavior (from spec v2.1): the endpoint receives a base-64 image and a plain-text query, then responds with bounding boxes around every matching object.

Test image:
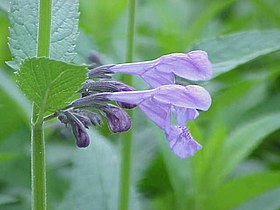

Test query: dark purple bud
[72,123,90,147]
[73,113,92,128]
[115,84,137,109]
[73,109,102,126]
[88,64,115,79]
[70,94,109,109]
[88,51,102,66]
[63,111,90,147]
[102,105,131,133]
[78,80,121,96]
[58,113,68,125]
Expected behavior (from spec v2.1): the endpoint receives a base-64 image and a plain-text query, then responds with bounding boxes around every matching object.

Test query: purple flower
[61,110,90,147]
[88,50,212,88]
[101,105,131,133]
[71,84,211,158]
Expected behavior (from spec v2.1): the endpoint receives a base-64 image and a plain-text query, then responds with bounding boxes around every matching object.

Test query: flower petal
[102,105,131,133]
[102,84,211,111]
[173,107,199,125]
[138,97,171,131]
[109,50,212,87]
[166,126,202,158]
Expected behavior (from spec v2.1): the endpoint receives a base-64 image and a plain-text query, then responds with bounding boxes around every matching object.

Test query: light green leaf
[8,0,38,68]
[207,172,280,210]
[15,57,87,114]
[58,130,120,210]
[8,0,79,69]
[193,30,280,77]
[0,70,31,120]
[49,0,79,63]
[58,130,141,210]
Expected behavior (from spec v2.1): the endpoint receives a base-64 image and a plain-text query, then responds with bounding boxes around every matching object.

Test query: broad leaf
[207,172,280,210]
[15,57,87,114]
[193,30,280,77]
[8,0,79,69]
[58,130,141,210]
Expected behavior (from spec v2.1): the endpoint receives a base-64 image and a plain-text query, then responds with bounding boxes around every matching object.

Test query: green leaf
[207,172,280,210]
[0,194,18,205]
[49,0,79,62]
[193,30,280,77]
[15,57,87,114]
[58,130,141,210]
[8,0,79,69]
[234,186,280,210]
[58,130,120,210]
[0,70,31,120]
[220,112,280,180]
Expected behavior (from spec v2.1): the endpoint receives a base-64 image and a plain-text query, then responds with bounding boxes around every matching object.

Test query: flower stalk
[118,0,136,209]
[31,0,52,209]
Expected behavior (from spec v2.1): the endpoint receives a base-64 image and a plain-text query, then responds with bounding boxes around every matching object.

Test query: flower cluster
[59,50,212,159]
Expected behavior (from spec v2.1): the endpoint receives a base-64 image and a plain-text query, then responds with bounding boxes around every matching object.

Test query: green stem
[118,0,136,210]
[37,0,52,57]
[31,0,52,209]
[31,107,46,210]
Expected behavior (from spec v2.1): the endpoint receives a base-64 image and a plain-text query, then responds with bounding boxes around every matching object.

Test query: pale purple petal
[109,50,212,87]
[173,107,199,125]
[103,84,211,111]
[166,126,202,158]
[138,97,171,131]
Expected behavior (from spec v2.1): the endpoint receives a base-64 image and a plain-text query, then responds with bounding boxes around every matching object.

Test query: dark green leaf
[194,30,280,77]
[208,172,280,210]
[15,57,87,114]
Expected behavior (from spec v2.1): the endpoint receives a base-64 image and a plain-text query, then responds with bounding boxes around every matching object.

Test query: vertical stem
[37,0,52,57]
[31,0,52,209]
[31,111,46,210]
[118,0,135,210]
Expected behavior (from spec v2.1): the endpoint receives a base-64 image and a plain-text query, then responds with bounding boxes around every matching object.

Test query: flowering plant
[58,50,212,158]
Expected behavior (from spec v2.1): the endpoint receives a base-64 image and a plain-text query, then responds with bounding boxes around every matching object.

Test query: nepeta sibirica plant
[58,51,212,158]
[5,0,280,210]
[8,0,212,209]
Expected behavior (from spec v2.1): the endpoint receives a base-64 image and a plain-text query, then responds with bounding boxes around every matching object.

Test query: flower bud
[88,64,115,79]
[62,111,90,147]
[102,105,131,133]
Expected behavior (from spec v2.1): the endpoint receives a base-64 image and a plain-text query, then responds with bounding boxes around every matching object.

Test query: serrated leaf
[193,30,280,77]
[8,0,39,68]
[49,0,79,62]
[207,172,280,210]
[8,0,79,69]
[15,57,87,114]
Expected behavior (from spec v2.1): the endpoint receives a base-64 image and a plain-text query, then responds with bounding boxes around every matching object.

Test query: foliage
[0,0,280,209]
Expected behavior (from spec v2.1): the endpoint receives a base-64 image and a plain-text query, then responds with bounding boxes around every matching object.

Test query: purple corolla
[61,50,212,158]
[88,50,212,88]
[71,84,211,158]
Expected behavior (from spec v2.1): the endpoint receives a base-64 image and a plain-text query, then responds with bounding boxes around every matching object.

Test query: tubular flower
[58,50,212,158]
[88,50,212,88]
[70,85,211,158]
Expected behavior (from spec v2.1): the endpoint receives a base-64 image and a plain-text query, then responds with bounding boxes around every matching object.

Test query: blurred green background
[1,0,280,209]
